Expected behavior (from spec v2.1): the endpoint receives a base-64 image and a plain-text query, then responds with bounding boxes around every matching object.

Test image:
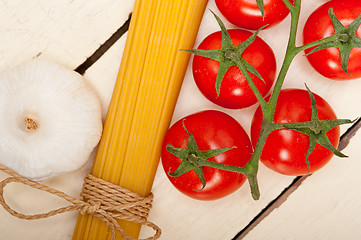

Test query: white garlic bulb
[0,59,103,181]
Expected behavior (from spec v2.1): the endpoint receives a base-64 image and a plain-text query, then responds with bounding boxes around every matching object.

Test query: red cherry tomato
[215,0,293,30]
[251,89,340,176]
[161,110,252,200]
[303,0,361,80]
[192,29,276,109]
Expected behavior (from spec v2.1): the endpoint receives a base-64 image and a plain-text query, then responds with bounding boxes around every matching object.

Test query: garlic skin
[0,59,103,181]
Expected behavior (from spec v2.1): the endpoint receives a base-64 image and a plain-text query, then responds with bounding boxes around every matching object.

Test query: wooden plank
[0,34,129,240]
[0,0,134,70]
[241,126,361,240]
[234,175,308,239]
[0,1,133,239]
[234,119,361,239]
[1,0,361,239]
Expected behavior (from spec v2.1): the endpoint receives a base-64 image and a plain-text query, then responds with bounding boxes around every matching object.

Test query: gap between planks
[233,118,361,240]
[66,11,361,240]
[74,13,131,75]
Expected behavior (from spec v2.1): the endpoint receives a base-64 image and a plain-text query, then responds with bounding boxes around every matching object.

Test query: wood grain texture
[1,0,361,239]
[242,129,361,240]
[0,1,133,239]
[0,0,134,70]
[234,120,361,239]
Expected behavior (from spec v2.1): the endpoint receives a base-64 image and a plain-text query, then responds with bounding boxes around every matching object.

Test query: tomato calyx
[276,85,353,171]
[184,11,266,101]
[224,50,237,61]
[307,8,361,75]
[166,120,236,191]
[255,0,295,20]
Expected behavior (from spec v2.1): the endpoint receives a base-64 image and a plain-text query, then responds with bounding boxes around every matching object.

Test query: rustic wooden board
[0,0,133,70]
[1,0,361,240]
[242,130,361,240]
[0,1,132,239]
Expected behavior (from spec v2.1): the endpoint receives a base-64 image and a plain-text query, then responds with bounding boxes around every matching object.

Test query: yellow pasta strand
[72,0,208,239]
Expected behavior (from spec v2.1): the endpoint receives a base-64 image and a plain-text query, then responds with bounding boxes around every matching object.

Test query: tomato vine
[166,0,360,200]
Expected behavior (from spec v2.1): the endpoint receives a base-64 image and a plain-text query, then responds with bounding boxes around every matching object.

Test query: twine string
[0,165,161,240]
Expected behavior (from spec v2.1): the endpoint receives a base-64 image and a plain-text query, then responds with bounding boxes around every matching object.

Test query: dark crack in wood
[233,117,361,239]
[75,13,131,75]
[338,117,361,151]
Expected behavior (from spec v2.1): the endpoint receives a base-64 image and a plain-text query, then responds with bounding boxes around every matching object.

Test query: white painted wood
[0,34,129,240]
[84,32,128,121]
[242,131,361,240]
[0,1,133,239]
[1,0,361,240]
[0,0,134,70]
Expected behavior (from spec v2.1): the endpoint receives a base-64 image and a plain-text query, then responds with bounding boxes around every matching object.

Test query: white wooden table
[1,1,361,239]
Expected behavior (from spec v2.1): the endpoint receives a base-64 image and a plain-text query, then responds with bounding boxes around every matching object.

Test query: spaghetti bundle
[72,0,208,239]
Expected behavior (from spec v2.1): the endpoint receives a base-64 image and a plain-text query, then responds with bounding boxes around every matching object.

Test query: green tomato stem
[244,118,283,199]
[195,158,248,174]
[282,0,296,13]
[228,53,268,111]
[245,0,349,200]
[195,119,279,200]
[295,35,338,54]
[224,0,347,199]
[267,0,301,118]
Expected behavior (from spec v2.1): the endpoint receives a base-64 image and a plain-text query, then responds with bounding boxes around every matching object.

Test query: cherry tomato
[161,110,252,200]
[192,29,276,109]
[250,89,340,176]
[215,0,293,30]
[303,0,361,80]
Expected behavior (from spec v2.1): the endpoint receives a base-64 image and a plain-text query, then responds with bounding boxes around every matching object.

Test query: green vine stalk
[168,0,358,200]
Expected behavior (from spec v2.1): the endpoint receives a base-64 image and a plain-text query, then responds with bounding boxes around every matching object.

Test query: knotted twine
[0,165,161,240]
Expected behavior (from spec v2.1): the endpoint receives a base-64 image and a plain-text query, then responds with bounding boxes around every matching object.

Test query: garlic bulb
[0,59,103,181]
